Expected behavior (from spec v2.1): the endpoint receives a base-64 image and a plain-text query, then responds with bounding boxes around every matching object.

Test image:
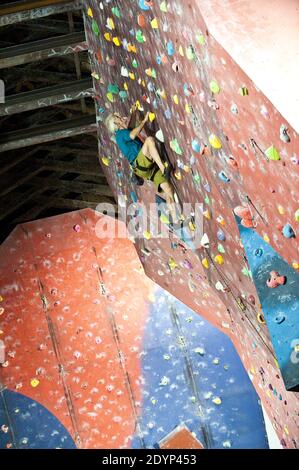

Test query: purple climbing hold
[217,229,226,241]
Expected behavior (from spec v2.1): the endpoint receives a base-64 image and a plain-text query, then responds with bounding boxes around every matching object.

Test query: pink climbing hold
[266,271,287,288]
[73,224,81,232]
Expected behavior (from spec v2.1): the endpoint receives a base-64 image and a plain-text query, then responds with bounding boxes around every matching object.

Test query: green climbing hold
[186,45,195,60]
[111,6,121,18]
[204,195,210,205]
[170,139,183,155]
[210,80,220,94]
[136,30,146,43]
[119,90,127,101]
[108,83,119,95]
[265,145,281,161]
[295,209,299,222]
[217,243,225,253]
[193,173,201,183]
[160,1,168,12]
[196,33,205,45]
[132,58,138,68]
[92,20,100,36]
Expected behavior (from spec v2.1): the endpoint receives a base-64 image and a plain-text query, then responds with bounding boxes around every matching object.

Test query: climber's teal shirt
[115,129,143,163]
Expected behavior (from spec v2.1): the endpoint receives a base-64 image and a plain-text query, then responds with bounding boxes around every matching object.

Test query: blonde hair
[105,113,118,134]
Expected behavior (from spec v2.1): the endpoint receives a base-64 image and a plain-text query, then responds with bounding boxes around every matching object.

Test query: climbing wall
[83,0,299,448]
[0,210,269,449]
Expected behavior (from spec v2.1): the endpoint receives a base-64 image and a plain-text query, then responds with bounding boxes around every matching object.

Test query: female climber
[105,106,181,226]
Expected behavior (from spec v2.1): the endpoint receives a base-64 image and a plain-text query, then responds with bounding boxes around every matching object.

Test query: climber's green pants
[132,150,166,192]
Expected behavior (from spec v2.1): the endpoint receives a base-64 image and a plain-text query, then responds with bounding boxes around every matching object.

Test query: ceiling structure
[0,0,114,243]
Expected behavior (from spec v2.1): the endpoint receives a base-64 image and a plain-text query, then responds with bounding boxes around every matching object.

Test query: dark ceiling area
[0,1,114,243]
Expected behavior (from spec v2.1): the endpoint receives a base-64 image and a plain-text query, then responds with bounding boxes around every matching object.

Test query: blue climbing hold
[167,40,174,55]
[192,139,201,153]
[156,56,162,65]
[254,248,263,257]
[164,108,172,119]
[130,191,138,203]
[282,223,295,238]
[139,0,150,10]
[274,314,285,324]
[218,171,230,183]
[217,229,226,242]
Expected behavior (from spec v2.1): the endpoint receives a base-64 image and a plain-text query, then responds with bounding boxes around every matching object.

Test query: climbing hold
[292,261,299,269]
[200,233,209,248]
[280,124,290,143]
[202,258,209,269]
[172,62,179,72]
[148,112,156,122]
[257,313,266,324]
[167,41,174,55]
[277,204,285,215]
[178,45,184,56]
[196,33,205,45]
[151,18,159,29]
[173,94,179,104]
[106,92,114,102]
[217,229,226,241]
[87,7,93,17]
[265,145,281,161]
[209,133,222,149]
[108,84,119,95]
[234,205,251,219]
[106,17,115,30]
[155,129,164,143]
[104,32,111,41]
[160,1,168,12]
[170,139,183,155]
[274,314,285,324]
[145,68,156,78]
[130,191,138,203]
[137,14,146,27]
[217,243,225,253]
[121,66,129,77]
[0,307,4,315]
[73,224,80,233]
[212,397,222,405]
[143,231,151,240]
[248,295,255,305]
[230,103,238,114]
[215,281,225,292]
[295,209,299,222]
[92,20,100,36]
[239,86,249,96]
[282,223,295,238]
[263,234,270,243]
[203,209,211,220]
[218,171,230,183]
[119,90,127,101]
[254,248,263,257]
[136,30,146,43]
[132,58,138,68]
[168,257,178,271]
[30,378,40,388]
[266,271,287,288]
[174,170,182,180]
[214,254,224,265]
[112,36,121,46]
[139,0,152,10]
[128,72,135,80]
[111,7,121,18]
[210,80,220,94]
[191,139,201,153]
[186,46,195,60]
[101,157,110,166]
[217,215,225,225]
[0,296,3,302]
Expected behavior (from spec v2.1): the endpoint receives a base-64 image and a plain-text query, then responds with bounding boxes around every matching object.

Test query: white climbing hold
[200,233,209,248]
[155,129,164,142]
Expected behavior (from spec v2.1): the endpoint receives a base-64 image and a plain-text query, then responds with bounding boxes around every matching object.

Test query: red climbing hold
[266,271,287,288]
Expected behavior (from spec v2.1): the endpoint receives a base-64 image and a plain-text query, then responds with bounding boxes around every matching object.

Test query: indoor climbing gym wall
[82,0,299,448]
[0,210,270,449]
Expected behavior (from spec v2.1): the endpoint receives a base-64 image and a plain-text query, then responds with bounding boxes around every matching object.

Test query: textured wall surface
[0,210,269,449]
[83,0,299,448]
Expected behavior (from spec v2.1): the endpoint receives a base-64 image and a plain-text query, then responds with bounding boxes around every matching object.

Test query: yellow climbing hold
[284,426,289,435]
[210,80,220,94]
[214,254,224,265]
[124,82,128,91]
[209,133,222,149]
[30,378,39,388]
[257,312,266,324]
[101,157,110,166]
[212,397,222,405]
[263,234,270,243]
[183,165,190,173]
[0,296,3,302]
[129,72,135,80]
[203,209,211,220]
[217,215,225,225]
[178,45,184,56]
[106,92,114,102]
[91,71,99,79]
[202,258,209,269]
[174,170,182,180]
[134,100,142,110]
[239,86,249,96]
[104,32,111,41]
[292,262,299,269]
[189,221,196,231]
[143,231,151,240]
[277,205,285,215]
[173,94,179,104]
[128,44,137,53]
[113,36,121,46]
[106,18,115,30]
[265,145,281,161]
[151,18,159,29]
[149,112,156,122]
[160,213,170,224]
[87,7,93,17]
[168,257,178,271]
[185,104,192,113]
